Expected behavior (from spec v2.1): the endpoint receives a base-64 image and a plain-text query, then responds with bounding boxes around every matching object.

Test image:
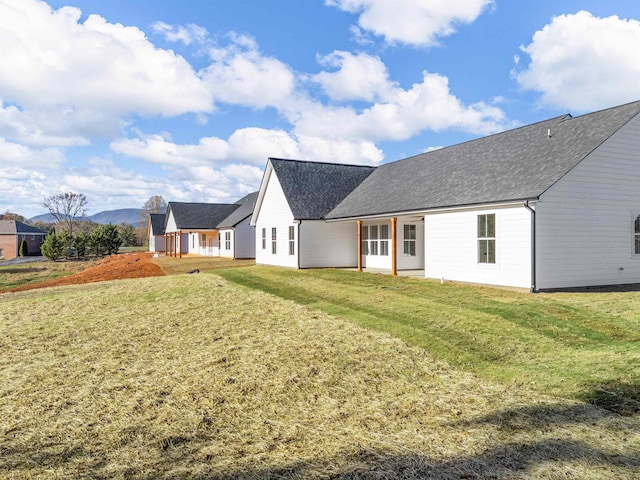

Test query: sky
[2,1,640,219]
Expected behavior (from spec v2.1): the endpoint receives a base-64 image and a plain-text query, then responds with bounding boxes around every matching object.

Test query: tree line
[2,192,167,261]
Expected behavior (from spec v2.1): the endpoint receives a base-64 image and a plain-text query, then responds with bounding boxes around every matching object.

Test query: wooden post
[391,217,397,276]
[357,220,363,272]
[179,230,182,258]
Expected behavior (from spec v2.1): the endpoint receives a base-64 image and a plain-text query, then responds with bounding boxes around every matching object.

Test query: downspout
[524,201,537,293]
[297,220,301,269]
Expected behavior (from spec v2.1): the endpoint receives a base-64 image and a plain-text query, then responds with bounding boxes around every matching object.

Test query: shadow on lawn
[580,380,640,416]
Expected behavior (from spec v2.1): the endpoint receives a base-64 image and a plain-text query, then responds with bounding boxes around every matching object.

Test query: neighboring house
[251,158,375,268]
[255,100,640,291]
[217,192,259,259]
[0,220,47,260]
[147,213,166,253]
[164,202,240,257]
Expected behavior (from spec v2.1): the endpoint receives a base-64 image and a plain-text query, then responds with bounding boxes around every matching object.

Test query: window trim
[403,224,416,257]
[288,225,295,256]
[271,227,277,255]
[477,213,496,264]
[224,231,231,250]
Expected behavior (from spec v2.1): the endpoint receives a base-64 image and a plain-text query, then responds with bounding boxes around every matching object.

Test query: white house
[217,192,258,259]
[147,213,166,253]
[251,158,375,268]
[255,100,640,291]
[163,202,241,257]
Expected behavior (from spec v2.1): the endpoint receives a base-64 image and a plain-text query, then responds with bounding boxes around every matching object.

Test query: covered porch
[354,215,425,277]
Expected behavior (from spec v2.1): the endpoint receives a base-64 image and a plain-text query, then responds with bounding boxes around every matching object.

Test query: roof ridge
[269,157,377,169]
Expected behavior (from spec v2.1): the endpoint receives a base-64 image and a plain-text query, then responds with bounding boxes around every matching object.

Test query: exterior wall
[299,220,358,268]
[254,171,298,268]
[219,229,234,258]
[0,235,17,259]
[149,234,165,253]
[425,205,532,289]
[360,217,424,270]
[232,218,256,259]
[0,234,44,259]
[536,113,640,289]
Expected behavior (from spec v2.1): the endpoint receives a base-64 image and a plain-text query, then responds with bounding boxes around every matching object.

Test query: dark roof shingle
[149,214,166,235]
[217,192,259,228]
[270,158,376,219]
[327,100,640,219]
[167,202,240,230]
[0,220,48,235]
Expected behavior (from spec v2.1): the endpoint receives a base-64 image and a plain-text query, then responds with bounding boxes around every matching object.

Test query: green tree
[117,223,137,247]
[74,232,89,258]
[89,224,122,257]
[19,239,29,257]
[40,229,64,261]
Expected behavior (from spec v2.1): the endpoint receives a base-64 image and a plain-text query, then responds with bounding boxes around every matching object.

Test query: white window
[271,227,277,254]
[634,215,640,255]
[369,225,378,255]
[403,224,416,256]
[201,233,206,244]
[380,224,389,256]
[261,228,266,250]
[192,235,195,248]
[225,231,231,250]
[361,225,369,255]
[288,226,295,256]
[478,214,496,264]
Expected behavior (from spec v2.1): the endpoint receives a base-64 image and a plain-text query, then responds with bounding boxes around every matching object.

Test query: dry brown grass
[151,254,255,275]
[1,275,638,479]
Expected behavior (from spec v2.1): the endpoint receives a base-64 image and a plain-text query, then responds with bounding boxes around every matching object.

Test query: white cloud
[151,21,209,45]
[514,11,640,111]
[312,51,396,102]
[295,71,508,142]
[202,33,296,109]
[326,0,494,46]
[0,0,212,121]
[297,135,383,165]
[0,137,66,167]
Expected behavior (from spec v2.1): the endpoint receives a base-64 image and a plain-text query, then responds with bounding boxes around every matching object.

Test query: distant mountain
[30,208,144,227]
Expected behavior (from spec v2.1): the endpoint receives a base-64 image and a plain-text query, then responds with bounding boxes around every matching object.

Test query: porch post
[357,220,363,272]
[179,230,183,258]
[391,217,397,276]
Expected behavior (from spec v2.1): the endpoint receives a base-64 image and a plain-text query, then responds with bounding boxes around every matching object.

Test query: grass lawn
[1,274,639,478]
[217,267,640,415]
[0,260,92,291]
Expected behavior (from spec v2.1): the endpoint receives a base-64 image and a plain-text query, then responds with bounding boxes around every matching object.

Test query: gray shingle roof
[0,220,48,235]
[270,158,376,219]
[167,202,240,230]
[149,214,166,235]
[327,100,640,219]
[217,191,259,228]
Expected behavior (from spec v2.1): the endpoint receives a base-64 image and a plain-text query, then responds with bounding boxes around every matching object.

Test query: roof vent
[561,113,573,121]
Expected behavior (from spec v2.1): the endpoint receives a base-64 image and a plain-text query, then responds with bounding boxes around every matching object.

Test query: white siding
[254,171,298,268]
[360,218,423,270]
[536,113,640,289]
[219,229,234,258]
[397,218,425,270]
[233,218,256,259]
[165,213,178,233]
[299,220,358,268]
[149,235,165,253]
[425,206,532,288]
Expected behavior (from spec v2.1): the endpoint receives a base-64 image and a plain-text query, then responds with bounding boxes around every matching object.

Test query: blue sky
[2,0,640,218]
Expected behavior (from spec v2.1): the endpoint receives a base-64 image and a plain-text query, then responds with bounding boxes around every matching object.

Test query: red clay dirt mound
[8,252,165,293]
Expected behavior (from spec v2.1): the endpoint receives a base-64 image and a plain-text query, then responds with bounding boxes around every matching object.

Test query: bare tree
[43,192,88,237]
[137,195,168,245]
